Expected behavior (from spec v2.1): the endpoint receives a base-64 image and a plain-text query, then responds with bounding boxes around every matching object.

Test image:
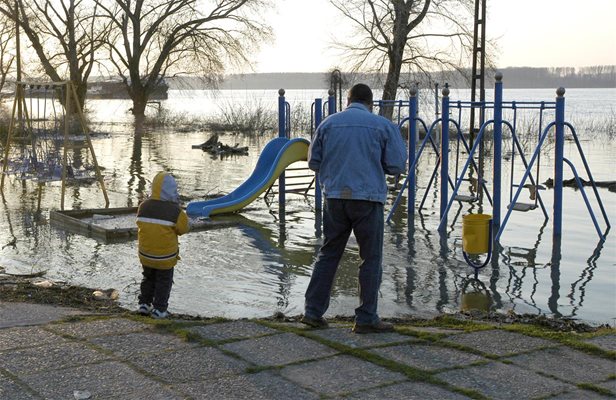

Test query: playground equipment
[0,81,108,210]
[387,73,611,245]
[462,213,492,276]
[186,137,309,217]
[186,89,313,218]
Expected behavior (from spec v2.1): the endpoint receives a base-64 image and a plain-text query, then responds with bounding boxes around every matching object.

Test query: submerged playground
[0,74,614,324]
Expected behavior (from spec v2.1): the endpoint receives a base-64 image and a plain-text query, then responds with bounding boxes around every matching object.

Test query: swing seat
[455,194,478,203]
[508,202,537,212]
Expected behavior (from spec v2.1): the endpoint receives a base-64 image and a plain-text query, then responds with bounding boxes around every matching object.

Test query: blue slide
[186,137,310,218]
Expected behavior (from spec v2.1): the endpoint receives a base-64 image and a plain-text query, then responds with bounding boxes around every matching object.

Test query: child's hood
[150,172,180,203]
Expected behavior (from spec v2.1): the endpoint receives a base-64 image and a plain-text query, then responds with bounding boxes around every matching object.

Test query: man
[302,83,407,333]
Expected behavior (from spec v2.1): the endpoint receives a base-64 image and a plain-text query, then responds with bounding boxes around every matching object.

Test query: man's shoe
[352,321,395,334]
[300,315,329,328]
[138,304,152,316]
[151,309,168,319]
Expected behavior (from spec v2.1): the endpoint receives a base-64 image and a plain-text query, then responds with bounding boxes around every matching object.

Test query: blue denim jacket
[308,102,408,203]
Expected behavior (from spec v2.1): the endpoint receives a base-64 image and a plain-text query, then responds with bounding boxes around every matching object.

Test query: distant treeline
[168,65,616,90]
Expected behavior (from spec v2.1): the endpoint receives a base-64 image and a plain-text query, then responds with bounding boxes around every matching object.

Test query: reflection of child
[136,172,189,319]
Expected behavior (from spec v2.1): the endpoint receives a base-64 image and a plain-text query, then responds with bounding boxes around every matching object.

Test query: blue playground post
[492,72,503,234]
[408,87,418,220]
[314,98,323,210]
[328,89,336,115]
[440,87,450,222]
[278,89,286,205]
[553,87,566,237]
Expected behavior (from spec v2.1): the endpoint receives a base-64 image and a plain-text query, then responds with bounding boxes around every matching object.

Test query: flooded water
[0,88,614,325]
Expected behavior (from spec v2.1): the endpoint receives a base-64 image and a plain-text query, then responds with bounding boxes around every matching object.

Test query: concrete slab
[279,354,406,396]
[0,341,109,375]
[221,332,337,366]
[584,334,616,352]
[370,343,486,371]
[89,330,196,357]
[442,329,556,356]
[597,379,616,393]
[402,326,466,335]
[0,326,66,351]
[548,389,612,399]
[176,371,320,399]
[506,347,616,384]
[131,346,248,383]
[0,374,39,399]
[308,327,417,349]
[187,320,278,342]
[20,361,184,399]
[342,381,472,399]
[46,317,151,339]
[0,302,86,328]
[435,361,575,400]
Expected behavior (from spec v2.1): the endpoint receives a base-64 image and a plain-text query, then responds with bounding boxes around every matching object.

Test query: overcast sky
[253,0,616,73]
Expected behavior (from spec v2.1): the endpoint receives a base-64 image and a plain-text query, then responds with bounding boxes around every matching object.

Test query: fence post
[554,87,566,238]
[408,87,418,223]
[492,72,503,234]
[278,88,286,206]
[328,89,336,115]
[440,86,450,222]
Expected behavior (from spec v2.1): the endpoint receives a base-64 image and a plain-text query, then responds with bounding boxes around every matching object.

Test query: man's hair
[348,83,373,106]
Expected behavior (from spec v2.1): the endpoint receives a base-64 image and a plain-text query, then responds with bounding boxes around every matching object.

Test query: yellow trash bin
[462,214,492,254]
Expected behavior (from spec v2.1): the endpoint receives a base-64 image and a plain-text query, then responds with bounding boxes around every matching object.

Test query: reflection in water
[127,125,147,207]
[461,278,492,312]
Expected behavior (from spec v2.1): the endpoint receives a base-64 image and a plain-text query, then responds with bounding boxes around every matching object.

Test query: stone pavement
[0,302,614,400]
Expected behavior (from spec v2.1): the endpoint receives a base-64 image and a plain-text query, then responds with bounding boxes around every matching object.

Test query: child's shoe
[151,309,168,319]
[138,304,152,315]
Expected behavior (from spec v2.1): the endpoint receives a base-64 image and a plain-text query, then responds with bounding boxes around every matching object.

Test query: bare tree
[0,0,110,112]
[95,0,272,120]
[0,12,15,94]
[330,0,481,120]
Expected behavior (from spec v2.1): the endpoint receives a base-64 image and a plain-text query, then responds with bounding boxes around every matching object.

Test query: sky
[253,0,616,73]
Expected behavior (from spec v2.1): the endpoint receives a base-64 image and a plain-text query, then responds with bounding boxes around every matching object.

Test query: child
[136,171,190,318]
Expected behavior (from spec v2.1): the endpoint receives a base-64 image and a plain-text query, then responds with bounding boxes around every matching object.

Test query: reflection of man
[302,83,408,333]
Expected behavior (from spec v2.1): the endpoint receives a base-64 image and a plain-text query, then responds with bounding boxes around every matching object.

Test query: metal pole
[553,87,566,238]
[278,88,286,206]
[314,98,323,210]
[440,86,450,221]
[328,89,336,115]
[492,72,503,233]
[408,87,418,223]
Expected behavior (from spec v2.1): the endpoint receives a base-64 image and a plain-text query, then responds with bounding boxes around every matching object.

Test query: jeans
[304,198,384,325]
[138,266,174,312]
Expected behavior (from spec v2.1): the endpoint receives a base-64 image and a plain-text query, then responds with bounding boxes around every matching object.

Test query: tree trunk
[381,45,404,121]
[131,86,148,118]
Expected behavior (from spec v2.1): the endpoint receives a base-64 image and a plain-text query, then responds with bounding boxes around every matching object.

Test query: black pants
[138,266,174,312]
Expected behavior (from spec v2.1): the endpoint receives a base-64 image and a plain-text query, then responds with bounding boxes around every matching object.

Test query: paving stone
[176,371,319,399]
[89,330,196,357]
[221,332,337,366]
[47,318,151,339]
[443,329,556,356]
[0,302,85,328]
[21,361,183,400]
[132,346,248,383]
[0,342,108,375]
[506,347,616,384]
[370,343,486,371]
[308,327,417,349]
[0,326,66,351]
[279,354,406,396]
[597,379,616,393]
[342,381,471,399]
[187,320,279,342]
[0,374,39,399]
[402,326,466,335]
[435,361,575,400]
[584,334,616,352]
[548,388,612,399]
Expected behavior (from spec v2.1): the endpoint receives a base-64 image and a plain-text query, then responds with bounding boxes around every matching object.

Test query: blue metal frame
[278,89,286,205]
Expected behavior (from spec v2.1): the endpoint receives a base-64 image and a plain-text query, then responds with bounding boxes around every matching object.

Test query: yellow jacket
[137,172,189,269]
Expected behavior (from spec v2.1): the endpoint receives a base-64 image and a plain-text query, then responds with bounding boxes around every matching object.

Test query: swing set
[1,81,109,210]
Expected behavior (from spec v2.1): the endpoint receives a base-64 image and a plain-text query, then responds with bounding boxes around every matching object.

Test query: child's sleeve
[176,210,190,235]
